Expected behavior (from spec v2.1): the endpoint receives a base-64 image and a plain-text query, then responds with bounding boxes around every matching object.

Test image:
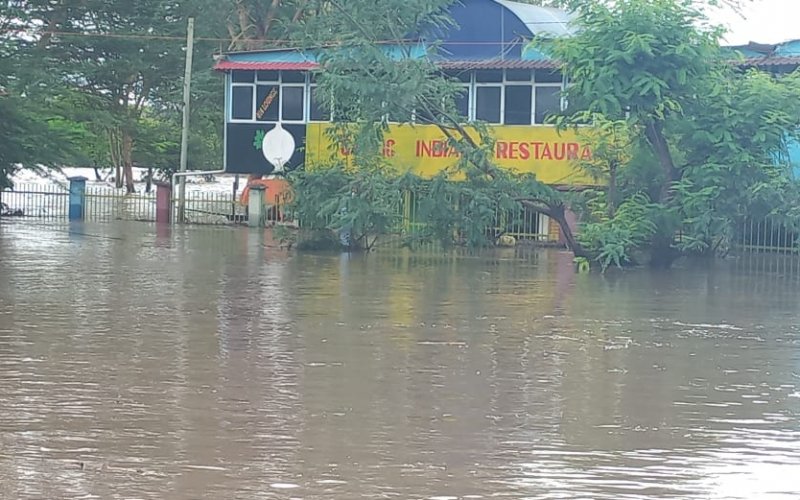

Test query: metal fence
[1,183,241,225]
[735,217,799,254]
[180,191,246,225]
[86,187,156,222]
[0,183,69,220]
[399,189,551,243]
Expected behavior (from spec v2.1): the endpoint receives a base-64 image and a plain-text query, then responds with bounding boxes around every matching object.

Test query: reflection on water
[1,221,799,499]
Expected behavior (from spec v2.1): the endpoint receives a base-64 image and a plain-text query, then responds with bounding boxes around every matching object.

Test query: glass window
[231,86,253,120]
[475,86,501,123]
[535,69,563,83]
[475,69,503,83]
[506,69,532,82]
[281,71,305,83]
[454,86,470,120]
[504,85,532,125]
[282,86,304,121]
[232,71,255,83]
[535,86,561,124]
[256,70,279,82]
[309,86,330,121]
[255,85,280,121]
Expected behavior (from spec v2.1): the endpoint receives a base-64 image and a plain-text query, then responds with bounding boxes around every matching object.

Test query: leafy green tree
[14,0,225,192]
[225,0,327,50]
[553,0,800,267]
[0,1,86,188]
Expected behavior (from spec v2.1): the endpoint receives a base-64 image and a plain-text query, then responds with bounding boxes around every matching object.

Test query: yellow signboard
[305,123,600,186]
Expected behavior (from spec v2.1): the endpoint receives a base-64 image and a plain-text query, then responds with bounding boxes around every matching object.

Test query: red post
[156,181,172,223]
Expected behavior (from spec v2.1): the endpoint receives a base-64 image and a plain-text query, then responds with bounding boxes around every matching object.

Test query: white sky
[708,0,800,45]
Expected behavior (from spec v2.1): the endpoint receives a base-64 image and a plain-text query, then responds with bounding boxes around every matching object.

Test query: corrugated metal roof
[740,56,800,68]
[495,0,574,38]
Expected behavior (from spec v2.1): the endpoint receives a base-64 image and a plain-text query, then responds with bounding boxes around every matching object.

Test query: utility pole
[177,17,195,223]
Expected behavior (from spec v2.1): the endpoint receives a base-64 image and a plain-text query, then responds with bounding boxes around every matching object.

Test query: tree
[225,0,329,51]
[16,0,224,193]
[0,1,86,188]
[552,0,800,267]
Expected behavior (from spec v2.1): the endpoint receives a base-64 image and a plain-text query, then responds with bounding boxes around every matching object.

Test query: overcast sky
[708,0,800,45]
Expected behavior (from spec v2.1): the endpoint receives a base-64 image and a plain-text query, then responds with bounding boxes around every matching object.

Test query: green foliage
[552,0,722,123]
[288,163,404,250]
[672,69,800,254]
[578,192,660,270]
[549,0,800,266]
[2,0,225,188]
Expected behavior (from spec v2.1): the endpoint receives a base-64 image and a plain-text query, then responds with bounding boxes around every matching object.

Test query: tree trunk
[644,119,677,203]
[109,129,123,189]
[521,200,588,259]
[608,159,618,218]
[122,130,135,194]
[145,167,153,193]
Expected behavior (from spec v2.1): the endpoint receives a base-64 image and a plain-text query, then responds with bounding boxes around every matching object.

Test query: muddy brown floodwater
[1,221,799,499]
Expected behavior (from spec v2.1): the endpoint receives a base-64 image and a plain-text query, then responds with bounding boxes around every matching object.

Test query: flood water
[1,221,799,499]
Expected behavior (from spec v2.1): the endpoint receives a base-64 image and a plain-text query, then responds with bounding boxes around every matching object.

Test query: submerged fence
[736,216,799,254]
[1,183,242,225]
[398,189,553,244]
[0,184,69,220]
[4,182,799,257]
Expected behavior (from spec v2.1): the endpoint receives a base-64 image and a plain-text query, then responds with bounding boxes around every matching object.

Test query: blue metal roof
[218,0,573,68]
[496,0,574,38]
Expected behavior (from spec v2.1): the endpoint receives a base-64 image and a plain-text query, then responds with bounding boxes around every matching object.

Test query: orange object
[240,176,291,221]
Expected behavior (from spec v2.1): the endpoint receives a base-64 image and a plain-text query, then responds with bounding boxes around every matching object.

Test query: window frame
[533,83,564,126]
[225,68,566,126]
[308,84,333,123]
[460,68,566,125]
[228,71,312,124]
[279,83,306,123]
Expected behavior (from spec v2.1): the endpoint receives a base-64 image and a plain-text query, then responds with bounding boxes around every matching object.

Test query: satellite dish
[261,123,296,173]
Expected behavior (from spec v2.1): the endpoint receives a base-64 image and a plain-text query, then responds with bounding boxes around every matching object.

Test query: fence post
[248,185,266,228]
[155,181,172,224]
[68,176,87,221]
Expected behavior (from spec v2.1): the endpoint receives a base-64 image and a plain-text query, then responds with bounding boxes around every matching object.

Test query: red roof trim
[438,59,559,70]
[214,61,319,71]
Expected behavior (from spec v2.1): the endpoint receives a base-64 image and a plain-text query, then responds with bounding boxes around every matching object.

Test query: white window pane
[476,87,501,123]
[282,87,304,121]
[504,85,532,125]
[232,86,253,120]
[256,85,280,121]
[535,87,561,124]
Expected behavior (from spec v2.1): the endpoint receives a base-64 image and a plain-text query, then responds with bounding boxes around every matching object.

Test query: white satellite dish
[261,123,296,173]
